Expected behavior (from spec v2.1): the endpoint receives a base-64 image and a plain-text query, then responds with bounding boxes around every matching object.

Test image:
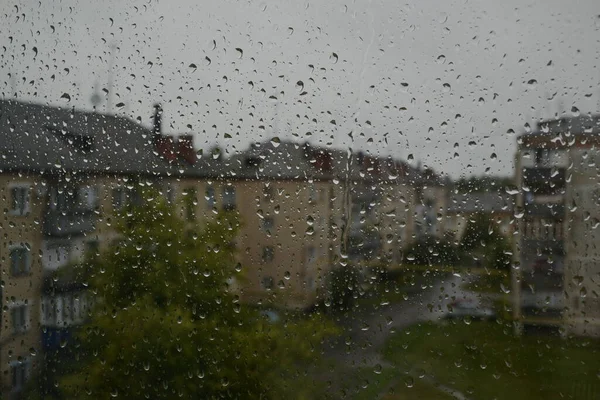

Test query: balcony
[43,210,96,237]
[521,272,564,292]
[521,238,565,255]
[524,202,564,218]
[523,167,565,196]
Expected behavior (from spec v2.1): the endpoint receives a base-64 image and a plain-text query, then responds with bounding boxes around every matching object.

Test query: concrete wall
[564,148,600,336]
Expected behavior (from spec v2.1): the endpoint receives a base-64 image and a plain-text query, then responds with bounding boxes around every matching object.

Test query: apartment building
[512,114,600,337]
[220,141,443,308]
[0,99,216,396]
[0,98,449,395]
[445,192,514,242]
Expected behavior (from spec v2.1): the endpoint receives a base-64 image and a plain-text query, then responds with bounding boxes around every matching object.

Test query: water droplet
[271,137,281,148]
[330,52,339,63]
[284,271,291,280]
[235,48,243,58]
[205,56,211,65]
[443,83,451,92]
[188,63,197,71]
[571,106,580,117]
[296,80,304,92]
[60,93,71,102]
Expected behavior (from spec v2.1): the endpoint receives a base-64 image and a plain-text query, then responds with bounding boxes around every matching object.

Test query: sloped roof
[218,139,426,185]
[520,114,600,140]
[447,192,513,214]
[0,99,446,187]
[0,99,183,175]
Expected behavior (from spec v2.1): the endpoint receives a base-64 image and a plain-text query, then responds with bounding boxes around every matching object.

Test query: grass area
[463,270,510,294]
[381,379,456,400]
[382,321,600,400]
[356,268,450,309]
[351,367,398,400]
[351,366,456,400]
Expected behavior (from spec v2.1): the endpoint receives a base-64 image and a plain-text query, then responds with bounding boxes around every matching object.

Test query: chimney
[178,135,196,165]
[151,104,176,163]
[156,135,177,163]
[153,103,162,137]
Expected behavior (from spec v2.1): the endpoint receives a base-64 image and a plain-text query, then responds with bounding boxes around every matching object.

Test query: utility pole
[106,42,117,114]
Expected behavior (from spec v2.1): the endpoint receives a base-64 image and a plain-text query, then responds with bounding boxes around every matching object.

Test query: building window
[78,185,98,210]
[10,246,31,276]
[42,297,58,327]
[112,187,126,211]
[10,185,30,216]
[205,186,216,209]
[305,246,317,265]
[164,183,175,203]
[184,187,197,221]
[308,185,320,204]
[262,217,274,232]
[262,246,275,263]
[85,240,99,259]
[261,276,274,290]
[10,359,30,392]
[263,184,274,201]
[223,186,236,211]
[11,304,28,333]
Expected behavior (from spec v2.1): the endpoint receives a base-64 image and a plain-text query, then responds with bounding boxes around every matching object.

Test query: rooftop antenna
[557,97,564,119]
[9,72,17,98]
[90,80,102,110]
[272,99,280,139]
[106,42,117,114]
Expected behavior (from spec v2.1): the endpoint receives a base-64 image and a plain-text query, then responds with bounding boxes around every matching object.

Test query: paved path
[320,273,485,398]
[324,274,469,367]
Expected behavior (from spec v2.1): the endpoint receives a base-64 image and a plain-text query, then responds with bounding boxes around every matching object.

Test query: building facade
[0,98,448,395]
[512,115,600,337]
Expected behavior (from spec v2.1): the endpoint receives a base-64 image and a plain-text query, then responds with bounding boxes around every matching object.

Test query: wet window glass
[1,1,600,399]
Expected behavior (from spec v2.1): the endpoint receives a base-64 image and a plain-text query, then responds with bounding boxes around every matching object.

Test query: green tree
[53,188,334,399]
[324,265,360,312]
[460,213,511,270]
[403,237,460,266]
[460,213,498,252]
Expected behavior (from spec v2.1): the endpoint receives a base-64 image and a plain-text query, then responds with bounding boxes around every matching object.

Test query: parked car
[445,298,495,320]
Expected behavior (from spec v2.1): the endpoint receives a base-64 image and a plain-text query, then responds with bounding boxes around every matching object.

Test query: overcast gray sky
[2,0,599,178]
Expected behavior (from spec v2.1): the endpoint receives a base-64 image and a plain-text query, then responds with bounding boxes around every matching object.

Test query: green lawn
[356,268,450,309]
[382,321,600,400]
[463,270,510,294]
[351,366,456,400]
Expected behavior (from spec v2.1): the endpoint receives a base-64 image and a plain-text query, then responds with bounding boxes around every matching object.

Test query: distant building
[221,142,438,308]
[512,114,600,337]
[0,98,450,395]
[446,192,514,242]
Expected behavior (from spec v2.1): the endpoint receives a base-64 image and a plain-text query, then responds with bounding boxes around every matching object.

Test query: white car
[445,299,495,320]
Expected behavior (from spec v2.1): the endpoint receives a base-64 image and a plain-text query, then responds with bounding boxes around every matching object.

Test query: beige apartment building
[0,99,210,397]
[0,98,448,395]
[512,114,600,337]
[221,141,447,308]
